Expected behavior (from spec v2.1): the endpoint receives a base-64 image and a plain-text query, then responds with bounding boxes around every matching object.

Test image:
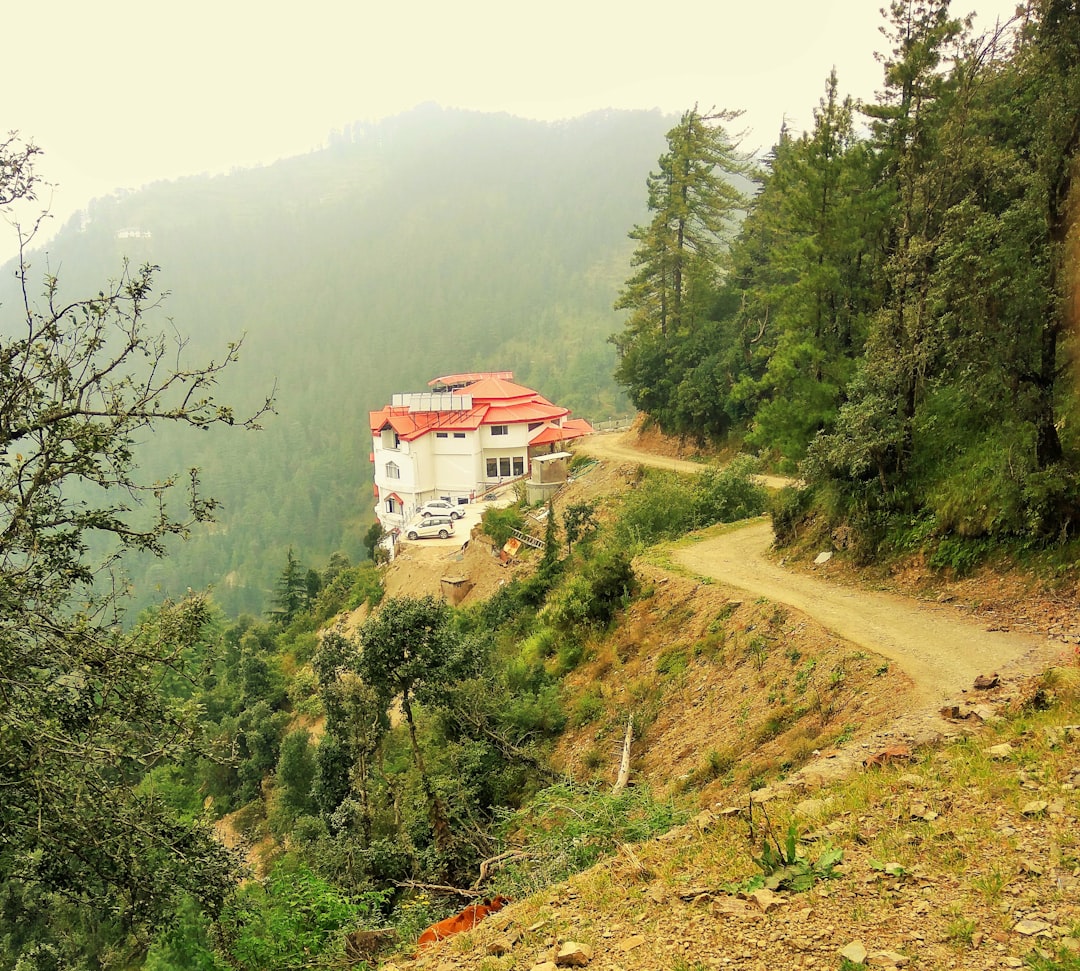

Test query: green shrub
[570,686,605,727]
[482,506,526,547]
[692,455,769,525]
[495,783,687,897]
[656,646,689,677]
[612,471,697,549]
[770,484,815,546]
[543,549,636,632]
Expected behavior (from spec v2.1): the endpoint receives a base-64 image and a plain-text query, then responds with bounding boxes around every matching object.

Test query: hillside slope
[383,429,1080,971]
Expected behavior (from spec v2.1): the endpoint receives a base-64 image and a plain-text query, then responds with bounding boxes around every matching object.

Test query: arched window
[385,461,400,479]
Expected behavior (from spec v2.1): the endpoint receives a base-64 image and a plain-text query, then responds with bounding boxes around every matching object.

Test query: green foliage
[613,462,767,551]
[770,485,816,547]
[276,729,318,818]
[613,107,748,388]
[563,501,599,555]
[608,7,1080,559]
[724,821,843,895]
[543,549,636,632]
[495,782,688,897]
[570,686,606,727]
[692,456,769,523]
[268,548,311,625]
[656,646,690,677]
[216,858,387,970]
[481,505,526,547]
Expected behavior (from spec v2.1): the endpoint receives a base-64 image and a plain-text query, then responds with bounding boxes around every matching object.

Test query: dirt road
[578,430,1049,706]
[674,520,1046,706]
[575,429,793,489]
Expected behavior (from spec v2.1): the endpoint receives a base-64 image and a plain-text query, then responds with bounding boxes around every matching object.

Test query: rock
[555,941,594,966]
[974,673,1000,689]
[693,810,716,831]
[814,550,833,565]
[530,963,559,971]
[987,742,1014,759]
[712,896,754,916]
[1013,918,1052,936]
[618,935,646,951]
[748,888,786,913]
[1021,800,1049,816]
[839,941,868,964]
[487,930,522,956]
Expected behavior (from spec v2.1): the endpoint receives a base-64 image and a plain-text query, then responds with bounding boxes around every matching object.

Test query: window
[385,497,398,514]
[453,432,466,439]
[512,456,524,476]
[486,458,498,478]
[528,422,542,431]
[436,432,448,439]
[385,461,400,479]
[499,457,511,477]
[490,425,508,436]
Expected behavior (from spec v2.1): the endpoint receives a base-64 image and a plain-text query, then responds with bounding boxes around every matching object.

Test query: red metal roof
[528,418,594,446]
[372,376,584,442]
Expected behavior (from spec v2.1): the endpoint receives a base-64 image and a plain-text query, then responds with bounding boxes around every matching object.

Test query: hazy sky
[7,0,1022,235]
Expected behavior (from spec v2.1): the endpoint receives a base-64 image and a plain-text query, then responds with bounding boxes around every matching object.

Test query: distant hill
[3,105,671,614]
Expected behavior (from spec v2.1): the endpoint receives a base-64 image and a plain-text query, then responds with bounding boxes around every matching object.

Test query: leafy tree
[357,596,469,853]
[0,137,271,960]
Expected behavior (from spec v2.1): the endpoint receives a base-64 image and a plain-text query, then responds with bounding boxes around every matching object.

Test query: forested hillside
[1,106,668,613]
[612,3,1080,565]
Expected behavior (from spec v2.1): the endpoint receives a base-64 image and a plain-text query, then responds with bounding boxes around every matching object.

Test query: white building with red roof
[369,372,593,530]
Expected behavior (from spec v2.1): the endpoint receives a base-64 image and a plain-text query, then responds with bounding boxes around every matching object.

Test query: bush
[482,506,525,547]
[543,550,636,633]
[770,485,815,546]
[570,686,605,727]
[692,455,769,525]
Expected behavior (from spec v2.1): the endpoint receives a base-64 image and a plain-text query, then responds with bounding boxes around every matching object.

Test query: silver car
[418,499,465,520]
[405,516,455,540]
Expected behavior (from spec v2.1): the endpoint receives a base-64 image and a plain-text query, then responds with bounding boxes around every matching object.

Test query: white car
[405,516,455,541]
[417,499,465,520]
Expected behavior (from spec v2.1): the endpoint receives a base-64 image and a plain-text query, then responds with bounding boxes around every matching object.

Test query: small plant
[726,809,843,895]
[747,635,769,671]
[833,723,857,747]
[689,747,737,786]
[971,866,1010,904]
[656,646,690,677]
[946,917,977,945]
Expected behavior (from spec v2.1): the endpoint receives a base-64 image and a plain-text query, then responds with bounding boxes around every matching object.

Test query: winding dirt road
[578,431,1049,706]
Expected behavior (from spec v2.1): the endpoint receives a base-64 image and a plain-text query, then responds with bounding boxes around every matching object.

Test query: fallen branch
[612,713,634,794]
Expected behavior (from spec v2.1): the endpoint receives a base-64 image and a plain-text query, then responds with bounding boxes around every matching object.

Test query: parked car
[405,516,455,541]
[417,499,465,520]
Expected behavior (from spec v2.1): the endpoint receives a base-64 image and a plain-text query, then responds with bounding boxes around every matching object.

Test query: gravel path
[673,520,1046,707]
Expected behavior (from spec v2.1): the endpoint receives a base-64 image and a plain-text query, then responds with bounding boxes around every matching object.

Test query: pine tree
[612,107,749,411]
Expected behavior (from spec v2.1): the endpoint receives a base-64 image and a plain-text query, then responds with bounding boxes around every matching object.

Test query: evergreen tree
[268,547,308,624]
[612,107,749,412]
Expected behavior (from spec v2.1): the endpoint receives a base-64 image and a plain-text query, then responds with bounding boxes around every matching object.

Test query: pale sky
[6,0,1022,238]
